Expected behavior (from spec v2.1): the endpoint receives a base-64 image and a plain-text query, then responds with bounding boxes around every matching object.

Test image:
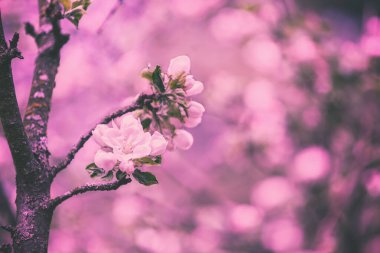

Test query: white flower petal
[131,132,152,148]
[168,55,191,78]
[92,124,110,147]
[173,129,194,150]
[94,150,117,170]
[119,160,134,173]
[132,145,152,159]
[102,128,123,148]
[186,81,204,96]
[120,114,141,131]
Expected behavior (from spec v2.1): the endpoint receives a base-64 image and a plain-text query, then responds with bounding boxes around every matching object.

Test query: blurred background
[1,0,380,252]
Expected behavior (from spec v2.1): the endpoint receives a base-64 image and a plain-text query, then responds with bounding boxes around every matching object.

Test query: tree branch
[0,225,14,234]
[0,12,35,174]
[51,93,157,178]
[48,177,132,209]
[0,180,16,227]
[23,1,69,166]
[97,0,124,34]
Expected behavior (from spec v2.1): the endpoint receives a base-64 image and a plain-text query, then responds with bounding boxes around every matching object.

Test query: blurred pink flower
[135,228,182,253]
[209,8,266,42]
[261,219,303,252]
[361,34,380,57]
[229,204,263,231]
[171,0,223,18]
[244,79,276,111]
[251,177,295,209]
[292,146,330,182]
[288,33,318,62]
[365,16,380,35]
[339,42,368,73]
[242,37,282,74]
[364,170,380,197]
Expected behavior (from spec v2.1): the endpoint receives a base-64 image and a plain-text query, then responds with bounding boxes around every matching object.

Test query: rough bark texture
[0,9,49,253]
[0,14,34,180]
[0,4,135,251]
[0,3,66,251]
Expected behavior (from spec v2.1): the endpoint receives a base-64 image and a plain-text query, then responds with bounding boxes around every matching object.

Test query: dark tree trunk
[13,176,52,253]
[0,5,67,252]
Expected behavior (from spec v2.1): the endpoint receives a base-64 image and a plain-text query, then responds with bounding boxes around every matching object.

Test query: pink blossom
[94,150,117,170]
[185,101,205,128]
[185,75,204,96]
[173,129,194,150]
[150,131,168,156]
[92,124,110,147]
[167,55,191,78]
[92,114,168,171]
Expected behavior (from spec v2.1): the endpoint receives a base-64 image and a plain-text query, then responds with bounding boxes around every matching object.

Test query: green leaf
[132,169,158,186]
[116,170,127,180]
[167,105,182,118]
[59,0,72,11]
[152,66,165,93]
[141,70,153,81]
[141,118,152,130]
[64,0,91,28]
[72,0,91,10]
[154,156,162,164]
[65,10,83,28]
[135,156,162,165]
[101,170,114,180]
[85,163,105,178]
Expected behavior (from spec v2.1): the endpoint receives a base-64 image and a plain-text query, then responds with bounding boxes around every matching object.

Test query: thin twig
[48,177,132,209]
[97,0,124,34]
[51,93,156,178]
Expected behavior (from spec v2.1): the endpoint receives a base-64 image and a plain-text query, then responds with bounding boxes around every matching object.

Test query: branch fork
[0,32,23,63]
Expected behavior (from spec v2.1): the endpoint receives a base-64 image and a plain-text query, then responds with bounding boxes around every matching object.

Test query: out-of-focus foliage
[1,0,380,252]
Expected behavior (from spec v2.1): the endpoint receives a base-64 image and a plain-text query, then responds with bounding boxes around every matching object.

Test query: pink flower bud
[185,101,205,128]
[187,101,205,118]
[173,129,194,150]
[150,131,168,156]
[168,55,191,78]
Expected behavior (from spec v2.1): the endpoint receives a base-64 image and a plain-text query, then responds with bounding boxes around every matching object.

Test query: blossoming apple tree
[0,1,204,252]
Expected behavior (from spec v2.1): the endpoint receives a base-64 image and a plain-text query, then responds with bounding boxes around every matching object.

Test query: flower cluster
[88,55,205,185]
[154,55,205,150]
[93,115,167,173]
